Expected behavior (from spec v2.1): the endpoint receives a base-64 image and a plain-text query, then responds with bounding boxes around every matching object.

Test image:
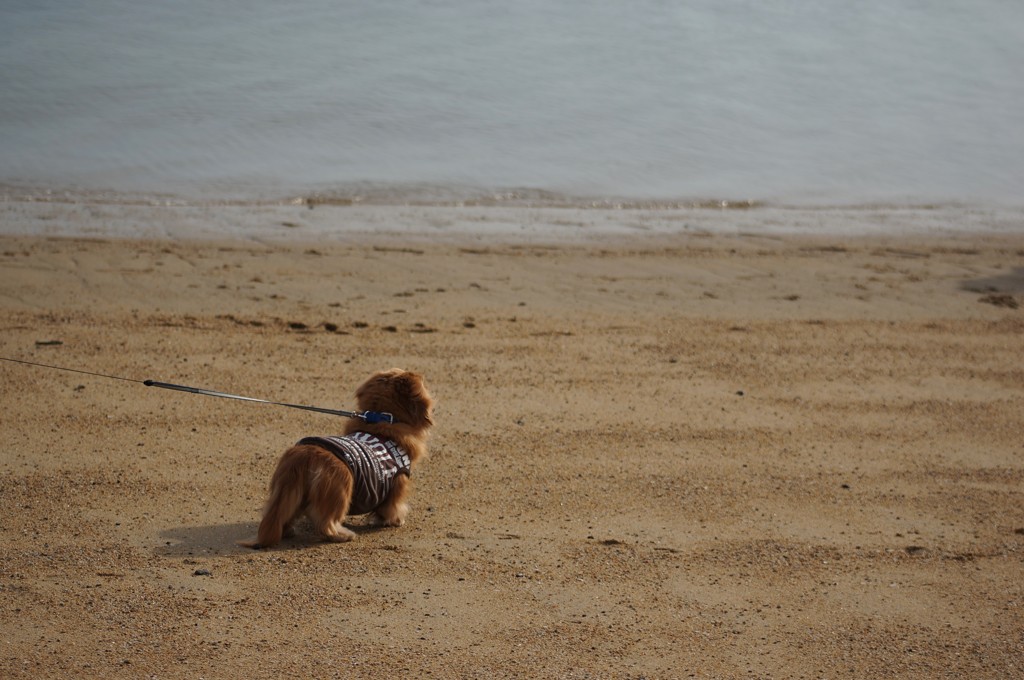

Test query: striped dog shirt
[297,432,411,515]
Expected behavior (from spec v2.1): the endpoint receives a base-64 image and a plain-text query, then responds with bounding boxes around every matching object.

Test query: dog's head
[355,368,434,433]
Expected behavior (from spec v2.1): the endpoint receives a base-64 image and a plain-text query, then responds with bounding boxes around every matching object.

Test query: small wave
[296,183,769,211]
[2,180,997,216]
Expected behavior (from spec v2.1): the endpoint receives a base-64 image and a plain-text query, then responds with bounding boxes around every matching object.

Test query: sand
[1,222,1023,678]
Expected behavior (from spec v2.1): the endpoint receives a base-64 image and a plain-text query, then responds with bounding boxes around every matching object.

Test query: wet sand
[1,226,1022,678]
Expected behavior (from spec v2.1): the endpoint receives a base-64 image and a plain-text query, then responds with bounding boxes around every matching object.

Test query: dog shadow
[156,522,258,558]
[155,519,389,557]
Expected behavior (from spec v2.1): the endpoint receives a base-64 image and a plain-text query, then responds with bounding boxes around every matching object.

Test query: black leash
[0,356,394,424]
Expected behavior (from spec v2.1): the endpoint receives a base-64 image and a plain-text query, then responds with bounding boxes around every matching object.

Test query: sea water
[2,0,1023,210]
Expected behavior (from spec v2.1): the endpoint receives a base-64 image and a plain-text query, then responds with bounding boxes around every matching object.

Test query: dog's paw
[373,503,408,527]
[322,525,357,543]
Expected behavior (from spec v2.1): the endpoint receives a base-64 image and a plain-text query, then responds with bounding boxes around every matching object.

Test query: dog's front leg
[374,474,411,527]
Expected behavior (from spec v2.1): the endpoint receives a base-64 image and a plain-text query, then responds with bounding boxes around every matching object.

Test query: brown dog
[240,369,433,549]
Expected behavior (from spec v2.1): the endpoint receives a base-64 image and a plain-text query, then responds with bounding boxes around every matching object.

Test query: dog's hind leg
[307,463,357,543]
[241,454,308,549]
[249,481,304,548]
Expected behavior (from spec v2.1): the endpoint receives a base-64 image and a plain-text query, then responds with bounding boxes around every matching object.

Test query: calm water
[2,0,1023,207]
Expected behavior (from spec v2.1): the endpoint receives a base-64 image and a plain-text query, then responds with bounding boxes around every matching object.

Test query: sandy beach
[1,219,1022,677]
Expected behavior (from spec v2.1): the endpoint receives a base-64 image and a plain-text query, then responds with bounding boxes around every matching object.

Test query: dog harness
[298,432,411,515]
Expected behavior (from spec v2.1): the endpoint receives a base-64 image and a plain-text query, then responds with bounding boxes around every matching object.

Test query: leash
[0,356,395,424]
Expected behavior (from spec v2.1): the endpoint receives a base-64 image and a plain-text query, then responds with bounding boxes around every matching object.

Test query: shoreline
[1,228,1022,677]
[4,187,1024,244]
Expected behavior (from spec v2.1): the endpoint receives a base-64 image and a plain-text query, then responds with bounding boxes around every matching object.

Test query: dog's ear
[354,372,383,404]
[395,371,434,428]
[355,369,400,403]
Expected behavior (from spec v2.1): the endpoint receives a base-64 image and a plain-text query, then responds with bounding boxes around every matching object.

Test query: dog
[240,369,433,549]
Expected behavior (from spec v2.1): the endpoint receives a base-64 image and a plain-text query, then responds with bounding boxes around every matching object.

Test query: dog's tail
[239,454,308,549]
